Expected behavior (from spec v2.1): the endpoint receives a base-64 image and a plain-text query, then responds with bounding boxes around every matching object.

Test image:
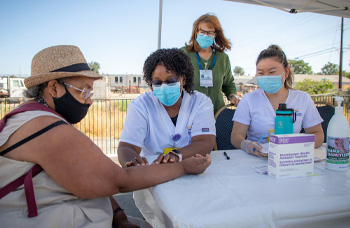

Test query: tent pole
[158,0,163,49]
[339,17,343,90]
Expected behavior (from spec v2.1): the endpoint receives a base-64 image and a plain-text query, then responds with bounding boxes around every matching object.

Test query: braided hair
[143,48,194,94]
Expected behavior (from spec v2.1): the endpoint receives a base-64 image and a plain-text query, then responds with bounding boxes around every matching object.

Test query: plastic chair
[315,101,335,142]
[300,101,335,142]
[214,104,236,150]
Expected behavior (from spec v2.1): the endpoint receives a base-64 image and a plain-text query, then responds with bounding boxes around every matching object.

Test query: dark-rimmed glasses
[198,29,215,37]
[62,82,94,99]
[152,78,179,87]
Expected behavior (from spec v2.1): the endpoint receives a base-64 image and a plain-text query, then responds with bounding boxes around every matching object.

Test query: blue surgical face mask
[257,75,283,94]
[153,81,182,106]
[196,33,214,49]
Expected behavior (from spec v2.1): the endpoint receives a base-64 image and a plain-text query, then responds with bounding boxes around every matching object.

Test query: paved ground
[113,192,143,219]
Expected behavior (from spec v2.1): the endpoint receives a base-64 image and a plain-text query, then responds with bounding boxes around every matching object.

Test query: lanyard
[196,49,216,70]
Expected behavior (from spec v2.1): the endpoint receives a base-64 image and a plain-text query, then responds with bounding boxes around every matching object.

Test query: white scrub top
[120,91,216,156]
[233,88,323,143]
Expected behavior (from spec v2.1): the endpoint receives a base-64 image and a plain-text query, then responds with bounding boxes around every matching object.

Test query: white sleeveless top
[0,110,112,227]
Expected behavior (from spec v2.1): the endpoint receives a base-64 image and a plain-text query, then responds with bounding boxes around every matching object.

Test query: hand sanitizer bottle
[326,96,349,171]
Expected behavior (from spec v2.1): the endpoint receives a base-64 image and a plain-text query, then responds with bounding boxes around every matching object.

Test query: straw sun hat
[24,45,102,88]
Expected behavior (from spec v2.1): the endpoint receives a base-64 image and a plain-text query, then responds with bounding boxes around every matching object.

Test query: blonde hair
[256,45,294,89]
[185,13,231,53]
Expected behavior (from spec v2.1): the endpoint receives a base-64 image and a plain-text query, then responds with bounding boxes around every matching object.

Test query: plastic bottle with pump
[326,96,349,171]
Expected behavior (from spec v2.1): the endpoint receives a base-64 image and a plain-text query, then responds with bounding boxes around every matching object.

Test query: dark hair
[143,48,194,94]
[23,83,47,98]
[185,13,231,53]
[23,77,70,99]
[256,45,294,89]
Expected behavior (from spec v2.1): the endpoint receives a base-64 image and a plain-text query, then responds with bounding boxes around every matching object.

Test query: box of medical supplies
[268,134,314,179]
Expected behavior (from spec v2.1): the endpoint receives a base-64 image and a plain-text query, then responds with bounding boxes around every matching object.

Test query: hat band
[50,63,90,73]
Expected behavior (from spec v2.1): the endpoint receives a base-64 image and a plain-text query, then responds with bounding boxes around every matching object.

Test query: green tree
[89,61,100,74]
[289,59,312,74]
[321,62,338,75]
[233,66,244,76]
[343,70,350,79]
[294,78,335,95]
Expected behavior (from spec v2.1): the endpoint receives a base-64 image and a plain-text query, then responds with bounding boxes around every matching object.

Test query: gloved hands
[240,140,267,157]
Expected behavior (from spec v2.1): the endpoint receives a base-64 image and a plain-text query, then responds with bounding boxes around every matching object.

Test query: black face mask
[53,86,90,124]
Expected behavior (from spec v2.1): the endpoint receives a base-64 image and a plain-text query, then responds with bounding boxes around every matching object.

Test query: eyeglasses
[151,77,180,87]
[198,29,215,37]
[62,82,94,99]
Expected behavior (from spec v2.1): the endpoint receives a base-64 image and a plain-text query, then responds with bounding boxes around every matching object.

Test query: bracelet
[113,207,124,216]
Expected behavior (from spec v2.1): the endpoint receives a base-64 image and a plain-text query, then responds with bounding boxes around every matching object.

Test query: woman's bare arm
[3,116,211,199]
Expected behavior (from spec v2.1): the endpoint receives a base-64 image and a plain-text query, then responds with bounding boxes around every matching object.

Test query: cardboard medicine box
[268,134,315,179]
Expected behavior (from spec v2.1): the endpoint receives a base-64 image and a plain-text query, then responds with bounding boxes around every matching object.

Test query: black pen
[223,151,230,160]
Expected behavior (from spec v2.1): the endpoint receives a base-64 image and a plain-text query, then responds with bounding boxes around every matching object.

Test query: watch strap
[169,149,182,162]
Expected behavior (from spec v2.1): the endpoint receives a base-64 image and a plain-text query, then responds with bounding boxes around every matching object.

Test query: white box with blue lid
[268,133,315,179]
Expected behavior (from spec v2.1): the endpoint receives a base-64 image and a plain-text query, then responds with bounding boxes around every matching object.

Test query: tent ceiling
[225,0,350,18]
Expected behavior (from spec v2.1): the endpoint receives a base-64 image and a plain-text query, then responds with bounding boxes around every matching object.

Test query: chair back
[214,104,236,150]
[315,101,335,142]
[301,101,335,142]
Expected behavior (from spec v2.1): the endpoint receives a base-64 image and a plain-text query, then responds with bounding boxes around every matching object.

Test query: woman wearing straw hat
[0,45,211,228]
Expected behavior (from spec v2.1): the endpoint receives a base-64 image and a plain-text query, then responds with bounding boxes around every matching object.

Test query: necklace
[34,97,49,107]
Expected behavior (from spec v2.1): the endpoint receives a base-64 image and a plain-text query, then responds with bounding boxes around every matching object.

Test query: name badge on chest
[196,49,216,88]
[199,70,213,87]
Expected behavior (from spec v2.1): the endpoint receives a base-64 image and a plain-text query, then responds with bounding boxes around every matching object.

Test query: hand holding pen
[253,135,264,152]
[241,136,267,157]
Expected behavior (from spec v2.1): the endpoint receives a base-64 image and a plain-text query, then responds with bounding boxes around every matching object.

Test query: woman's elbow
[315,132,324,148]
[230,133,241,149]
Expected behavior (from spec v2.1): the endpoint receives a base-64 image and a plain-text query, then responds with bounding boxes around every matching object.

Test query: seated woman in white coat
[231,45,324,157]
[118,48,216,167]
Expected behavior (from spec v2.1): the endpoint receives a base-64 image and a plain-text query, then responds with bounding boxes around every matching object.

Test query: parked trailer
[0,77,26,98]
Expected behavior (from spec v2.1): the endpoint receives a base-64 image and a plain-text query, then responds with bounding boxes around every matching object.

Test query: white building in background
[104,74,148,94]
[93,76,110,99]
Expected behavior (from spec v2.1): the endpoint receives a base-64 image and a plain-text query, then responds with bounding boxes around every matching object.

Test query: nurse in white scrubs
[118,48,216,167]
[231,45,324,157]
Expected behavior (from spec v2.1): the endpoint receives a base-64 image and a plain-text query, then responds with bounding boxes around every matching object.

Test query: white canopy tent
[224,0,350,18]
[157,0,349,89]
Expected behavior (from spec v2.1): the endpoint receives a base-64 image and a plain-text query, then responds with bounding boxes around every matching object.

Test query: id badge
[164,147,179,154]
[199,70,213,87]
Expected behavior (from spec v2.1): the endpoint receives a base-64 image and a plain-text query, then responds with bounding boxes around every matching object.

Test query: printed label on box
[268,134,315,179]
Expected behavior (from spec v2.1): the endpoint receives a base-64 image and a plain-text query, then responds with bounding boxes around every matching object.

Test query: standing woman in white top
[118,48,216,167]
[231,45,324,157]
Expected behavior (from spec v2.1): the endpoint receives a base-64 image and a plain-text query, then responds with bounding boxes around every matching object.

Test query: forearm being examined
[118,163,185,192]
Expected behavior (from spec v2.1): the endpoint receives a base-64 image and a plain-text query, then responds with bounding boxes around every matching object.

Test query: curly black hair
[143,48,194,94]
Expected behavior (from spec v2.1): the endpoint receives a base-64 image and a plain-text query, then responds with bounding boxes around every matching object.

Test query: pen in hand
[253,135,264,152]
[223,151,230,160]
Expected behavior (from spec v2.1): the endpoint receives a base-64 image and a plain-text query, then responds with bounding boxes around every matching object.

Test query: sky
[1,0,349,78]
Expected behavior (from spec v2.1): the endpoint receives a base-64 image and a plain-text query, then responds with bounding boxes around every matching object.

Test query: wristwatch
[168,149,182,162]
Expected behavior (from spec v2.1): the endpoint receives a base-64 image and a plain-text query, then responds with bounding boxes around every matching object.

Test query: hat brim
[24,70,103,88]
